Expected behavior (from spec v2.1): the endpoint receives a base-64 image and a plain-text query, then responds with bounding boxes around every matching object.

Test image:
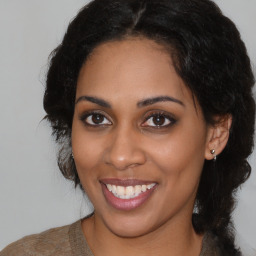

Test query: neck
[82,212,203,256]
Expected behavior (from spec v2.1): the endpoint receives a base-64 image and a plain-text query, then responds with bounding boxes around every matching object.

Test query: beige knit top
[0,220,220,256]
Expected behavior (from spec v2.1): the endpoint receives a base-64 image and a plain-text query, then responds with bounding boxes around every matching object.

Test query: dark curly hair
[44,0,255,254]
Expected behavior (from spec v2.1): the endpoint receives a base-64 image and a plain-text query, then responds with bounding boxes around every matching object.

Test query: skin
[72,38,230,256]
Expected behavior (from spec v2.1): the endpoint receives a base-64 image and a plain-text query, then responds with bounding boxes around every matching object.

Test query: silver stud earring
[210,149,217,161]
[71,152,74,159]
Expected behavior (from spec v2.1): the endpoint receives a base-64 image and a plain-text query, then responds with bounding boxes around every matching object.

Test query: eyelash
[79,110,176,129]
[79,111,112,127]
[142,111,176,128]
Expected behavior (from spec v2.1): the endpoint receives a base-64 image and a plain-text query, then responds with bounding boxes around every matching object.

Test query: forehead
[76,38,191,106]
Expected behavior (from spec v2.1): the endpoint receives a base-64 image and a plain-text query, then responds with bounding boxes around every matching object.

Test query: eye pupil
[153,115,165,126]
[92,114,104,124]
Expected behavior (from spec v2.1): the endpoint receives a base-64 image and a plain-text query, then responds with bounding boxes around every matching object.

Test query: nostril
[103,130,147,170]
[104,147,147,170]
[105,159,142,171]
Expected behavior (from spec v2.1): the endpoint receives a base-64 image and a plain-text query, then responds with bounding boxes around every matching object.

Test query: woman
[1,0,255,255]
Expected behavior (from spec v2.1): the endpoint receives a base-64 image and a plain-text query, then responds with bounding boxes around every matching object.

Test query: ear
[205,115,232,160]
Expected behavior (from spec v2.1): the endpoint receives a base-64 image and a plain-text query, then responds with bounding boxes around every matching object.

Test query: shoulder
[0,222,77,256]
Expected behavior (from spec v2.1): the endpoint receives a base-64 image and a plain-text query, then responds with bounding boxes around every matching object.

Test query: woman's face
[72,38,213,237]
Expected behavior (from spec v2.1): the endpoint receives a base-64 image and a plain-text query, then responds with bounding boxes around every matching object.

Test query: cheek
[148,124,207,182]
[72,124,104,174]
[72,129,105,203]
[146,130,206,214]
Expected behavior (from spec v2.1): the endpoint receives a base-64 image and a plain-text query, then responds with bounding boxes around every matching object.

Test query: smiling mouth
[105,183,156,199]
[100,179,157,211]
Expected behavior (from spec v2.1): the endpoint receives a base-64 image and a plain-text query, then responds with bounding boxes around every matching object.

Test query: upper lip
[100,178,157,186]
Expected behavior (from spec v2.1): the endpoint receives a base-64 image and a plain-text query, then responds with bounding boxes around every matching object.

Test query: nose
[104,127,146,170]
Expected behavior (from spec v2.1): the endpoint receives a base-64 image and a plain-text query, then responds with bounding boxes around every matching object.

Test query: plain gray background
[0,0,255,254]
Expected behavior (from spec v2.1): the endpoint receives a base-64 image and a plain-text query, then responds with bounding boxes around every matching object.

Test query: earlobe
[205,115,232,160]
[210,149,217,161]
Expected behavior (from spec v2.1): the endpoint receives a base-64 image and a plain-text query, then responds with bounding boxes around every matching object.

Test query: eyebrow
[75,96,111,108]
[75,95,184,108]
[137,96,184,108]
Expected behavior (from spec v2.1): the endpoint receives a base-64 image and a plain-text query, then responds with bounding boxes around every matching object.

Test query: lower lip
[101,183,156,211]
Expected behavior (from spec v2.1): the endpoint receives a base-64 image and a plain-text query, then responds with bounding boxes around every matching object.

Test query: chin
[101,211,161,238]
[108,222,153,238]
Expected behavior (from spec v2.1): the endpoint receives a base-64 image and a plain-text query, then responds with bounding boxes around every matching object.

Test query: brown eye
[142,113,176,128]
[152,115,166,126]
[92,114,104,124]
[83,113,112,126]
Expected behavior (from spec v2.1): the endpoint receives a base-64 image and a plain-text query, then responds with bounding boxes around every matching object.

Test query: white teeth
[134,185,142,195]
[106,183,156,199]
[106,184,112,192]
[126,186,134,196]
[116,186,125,196]
[147,184,155,189]
[112,185,117,194]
